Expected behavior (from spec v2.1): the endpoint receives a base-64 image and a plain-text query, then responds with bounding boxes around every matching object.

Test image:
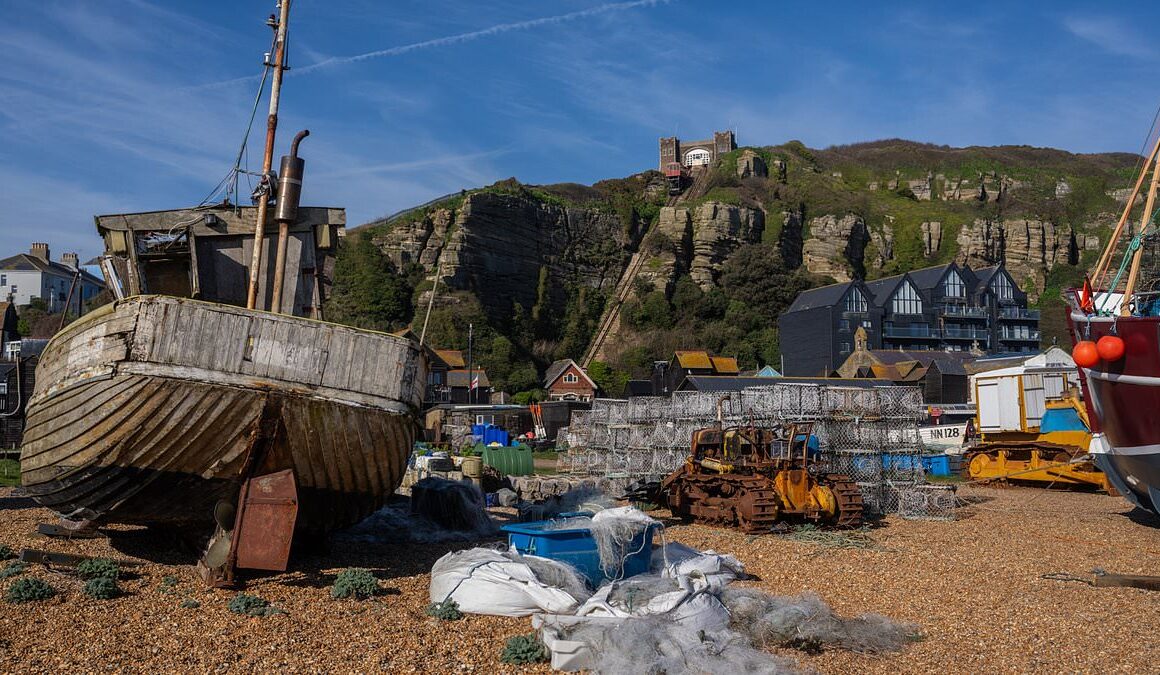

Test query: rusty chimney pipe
[270,129,309,313]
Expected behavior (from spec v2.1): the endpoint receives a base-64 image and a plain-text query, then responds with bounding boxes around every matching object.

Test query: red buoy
[1073,340,1099,368]
[1096,335,1125,362]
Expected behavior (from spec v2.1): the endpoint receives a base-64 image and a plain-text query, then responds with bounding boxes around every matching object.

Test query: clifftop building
[778,262,1040,377]
[659,131,736,169]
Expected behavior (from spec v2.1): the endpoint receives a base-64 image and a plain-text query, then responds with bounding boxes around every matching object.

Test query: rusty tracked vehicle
[658,423,864,532]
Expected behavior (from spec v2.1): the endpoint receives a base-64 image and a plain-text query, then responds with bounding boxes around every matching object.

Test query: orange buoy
[1073,340,1100,368]
[1097,335,1126,362]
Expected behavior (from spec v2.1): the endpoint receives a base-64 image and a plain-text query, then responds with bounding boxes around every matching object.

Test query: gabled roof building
[543,359,598,402]
[779,262,1039,377]
[0,244,105,314]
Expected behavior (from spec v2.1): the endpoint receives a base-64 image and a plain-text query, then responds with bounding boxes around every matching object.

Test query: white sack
[428,548,585,617]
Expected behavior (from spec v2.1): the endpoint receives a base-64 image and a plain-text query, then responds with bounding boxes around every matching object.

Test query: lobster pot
[830,450,883,483]
[601,399,629,425]
[898,484,957,521]
[883,450,926,482]
[625,451,652,476]
[652,448,686,475]
[627,397,666,423]
[608,426,632,450]
[627,425,652,450]
[822,386,879,417]
[738,388,775,424]
[857,482,885,518]
[670,391,719,420]
[818,418,863,452]
[879,386,924,418]
[882,480,920,514]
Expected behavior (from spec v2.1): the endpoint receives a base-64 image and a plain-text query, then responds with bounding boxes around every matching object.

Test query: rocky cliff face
[640,202,764,293]
[801,214,870,282]
[952,218,1098,299]
[374,192,629,320]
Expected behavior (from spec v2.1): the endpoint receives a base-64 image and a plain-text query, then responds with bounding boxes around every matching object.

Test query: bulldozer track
[827,475,865,528]
[735,477,781,533]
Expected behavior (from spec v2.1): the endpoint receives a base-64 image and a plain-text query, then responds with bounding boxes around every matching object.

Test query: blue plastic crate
[921,454,951,476]
[501,514,656,587]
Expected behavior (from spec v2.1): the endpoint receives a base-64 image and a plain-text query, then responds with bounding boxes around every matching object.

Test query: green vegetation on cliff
[333,139,1139,398]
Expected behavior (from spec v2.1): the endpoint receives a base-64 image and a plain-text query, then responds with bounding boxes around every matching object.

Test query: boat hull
[1066,301,1160,516]
[19,295,425,533]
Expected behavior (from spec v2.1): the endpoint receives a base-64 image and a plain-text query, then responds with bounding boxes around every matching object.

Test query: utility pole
[245,0,291,311]
[466,322,474,405]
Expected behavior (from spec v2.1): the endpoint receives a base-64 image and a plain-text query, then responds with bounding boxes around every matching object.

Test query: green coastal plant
[331,568,379,599]
[7,577,56,603]
[500,633,548,665]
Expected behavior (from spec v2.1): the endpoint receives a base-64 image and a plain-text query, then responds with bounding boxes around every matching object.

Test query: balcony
[999,329,1040,341]
[883,326,938,338]
[940,305,988,318]
[942,327,990,340]
[998,307,1039,320]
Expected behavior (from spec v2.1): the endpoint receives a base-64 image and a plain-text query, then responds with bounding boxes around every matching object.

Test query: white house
[0,243,104,314]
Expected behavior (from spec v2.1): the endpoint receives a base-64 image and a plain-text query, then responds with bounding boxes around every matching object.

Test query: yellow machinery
[657,423,864,532]
[964,390,1113,493]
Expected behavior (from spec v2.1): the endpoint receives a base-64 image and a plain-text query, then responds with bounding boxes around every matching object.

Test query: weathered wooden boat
[20,293,423,534]
[19,2,427,582]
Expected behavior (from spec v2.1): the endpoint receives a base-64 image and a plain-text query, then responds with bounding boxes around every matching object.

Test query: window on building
[891,281,923,315]
[943,270,964,297]
[843,288,867,313]
[0,274,5,286]
[861,320,872,329]
[839,342,851,353]
[992,273,1014,301]
[838,319,850,331]
[563,373,578,384]
[684,148,712,167]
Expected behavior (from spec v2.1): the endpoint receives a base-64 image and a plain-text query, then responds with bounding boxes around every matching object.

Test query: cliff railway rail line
[582,166,712,367]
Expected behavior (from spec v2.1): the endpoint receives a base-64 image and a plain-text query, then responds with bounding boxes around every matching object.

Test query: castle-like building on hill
[659,130,736,169]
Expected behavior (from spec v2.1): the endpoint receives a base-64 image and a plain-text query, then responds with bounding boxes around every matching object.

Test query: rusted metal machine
[658,422,864,532]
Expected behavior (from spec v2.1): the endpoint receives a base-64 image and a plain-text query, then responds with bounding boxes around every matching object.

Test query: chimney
[62,252,79,269]
[30,243,49,261]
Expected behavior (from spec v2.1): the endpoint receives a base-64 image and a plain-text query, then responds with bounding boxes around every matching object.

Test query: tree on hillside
[325,232,414,332]
[718,243,815,323]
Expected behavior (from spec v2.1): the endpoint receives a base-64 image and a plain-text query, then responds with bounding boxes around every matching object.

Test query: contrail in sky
[196,0,670,89]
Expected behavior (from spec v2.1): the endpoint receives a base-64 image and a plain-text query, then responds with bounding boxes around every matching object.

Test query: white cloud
[1062,15,1156,60]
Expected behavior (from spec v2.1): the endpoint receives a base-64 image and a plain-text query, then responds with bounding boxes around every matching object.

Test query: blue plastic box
[501,514,656,587]
[921,454,951,476]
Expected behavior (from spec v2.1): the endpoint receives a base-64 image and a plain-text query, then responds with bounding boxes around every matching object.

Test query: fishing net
[517,487,617,521]
[410,477,497,533]
[544,507,658,580]
[514,551,592,603]
[340,487,498,545]
[720,588,919,654]
[556,615,804,674]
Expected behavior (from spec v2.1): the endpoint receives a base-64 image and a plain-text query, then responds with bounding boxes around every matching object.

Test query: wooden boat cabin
[94,205,345,318]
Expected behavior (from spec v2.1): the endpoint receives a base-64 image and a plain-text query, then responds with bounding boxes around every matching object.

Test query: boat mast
[1120,145,1160,315]
[1092,133,1160,288]
[245,0,292,311]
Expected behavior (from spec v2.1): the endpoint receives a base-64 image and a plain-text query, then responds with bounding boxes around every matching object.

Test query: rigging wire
[195,30,278,209]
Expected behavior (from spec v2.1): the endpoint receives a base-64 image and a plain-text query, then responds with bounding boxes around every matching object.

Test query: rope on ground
[778,524,887,555]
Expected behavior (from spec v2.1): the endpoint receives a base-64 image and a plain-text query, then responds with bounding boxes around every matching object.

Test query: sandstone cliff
[374,191,629,320]
[640,202,764,293]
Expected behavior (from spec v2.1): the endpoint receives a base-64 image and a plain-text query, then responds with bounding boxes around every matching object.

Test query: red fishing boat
[1065,124,1160,518]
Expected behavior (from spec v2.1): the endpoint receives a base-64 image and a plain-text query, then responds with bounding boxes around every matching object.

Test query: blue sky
[3,0,1160,261]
